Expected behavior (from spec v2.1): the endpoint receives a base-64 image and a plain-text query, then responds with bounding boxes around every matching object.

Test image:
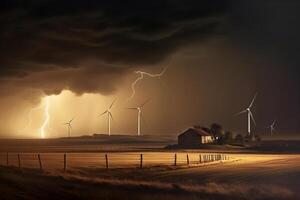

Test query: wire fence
[0,152,231,171]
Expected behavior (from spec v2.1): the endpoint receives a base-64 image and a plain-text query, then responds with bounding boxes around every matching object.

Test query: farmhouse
[178,127,214,147]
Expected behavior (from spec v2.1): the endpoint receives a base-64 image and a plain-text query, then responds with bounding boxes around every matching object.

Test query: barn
[178,127,214,147]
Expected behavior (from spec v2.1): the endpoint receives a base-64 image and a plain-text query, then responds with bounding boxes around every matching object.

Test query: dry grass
[0,166,296,200]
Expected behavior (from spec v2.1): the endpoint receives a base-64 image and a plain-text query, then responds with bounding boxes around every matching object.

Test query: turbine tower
[99,100,116,136]
[127,98,150,136]
[236,93,257,135]
[64,118,74,138]
[268,120,276,135]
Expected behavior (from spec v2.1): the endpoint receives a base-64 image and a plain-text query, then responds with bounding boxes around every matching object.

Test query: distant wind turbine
[99,100,116,136]
[235,93,257,135]
[127,98,150,136]
[64,118,74,138]
[268,120,276,135]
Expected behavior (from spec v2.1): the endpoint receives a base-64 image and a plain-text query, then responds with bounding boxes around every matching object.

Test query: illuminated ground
[1,138,300,199]
[0,153,299,200]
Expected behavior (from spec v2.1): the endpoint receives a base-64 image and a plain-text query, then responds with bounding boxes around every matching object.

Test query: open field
[1,153,300,200]
[1,136,300,153]
[1,137,300,199]
[0,136,176,153]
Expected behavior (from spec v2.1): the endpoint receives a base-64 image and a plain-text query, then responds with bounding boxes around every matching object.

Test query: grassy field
[0,135,175,153]
[0,164,297,200]
[1,137,300,199]
[1,153,300,199]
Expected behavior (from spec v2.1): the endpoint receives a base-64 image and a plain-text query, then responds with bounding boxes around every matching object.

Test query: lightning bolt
[40,96,50,139]
[20,104,43,134]
[129,67,167,100]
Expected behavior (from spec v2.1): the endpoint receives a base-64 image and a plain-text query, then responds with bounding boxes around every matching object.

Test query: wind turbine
[268,120,276,135]
[64,118,74,138]
[236,93,257,136]
[99,100,116,136]
[127,98,150,136]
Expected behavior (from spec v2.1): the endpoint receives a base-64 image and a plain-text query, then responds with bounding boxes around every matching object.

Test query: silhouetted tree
[235,134,244,144]
[244,134,253,143]
[210,123,224,143]
[254,134,261,143]
[224,131,233,143]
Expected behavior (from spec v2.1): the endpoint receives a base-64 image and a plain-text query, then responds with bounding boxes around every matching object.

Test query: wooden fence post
[38,154,43,170]
[63,153,67,172]
[17,154,21,168]
[140,154,143,169]
[186,154,189,165]
[105,154,109,169]
[6,152,8,166]
[174,154,177,166]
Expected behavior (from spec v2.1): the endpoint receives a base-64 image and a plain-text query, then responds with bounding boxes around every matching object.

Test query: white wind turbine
[236,93,257,136]
[99,100,116,136]
[127,98,150,136]
[64,118,74,138]
[268,120,276,135]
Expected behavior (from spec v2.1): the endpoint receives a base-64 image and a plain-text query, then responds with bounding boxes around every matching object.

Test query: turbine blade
[235,109,247,116]
[126,107,138,110]
[109,99,116,109]
[69,118,74,123]
[140,98,151,107]
[272,120,276,126]
[249,92,258,108]
[98,111,107,117]
[109,112,114,121]
[250,111,256,126]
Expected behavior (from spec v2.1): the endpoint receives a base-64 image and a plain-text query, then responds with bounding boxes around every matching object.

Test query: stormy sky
[0,0,299,138]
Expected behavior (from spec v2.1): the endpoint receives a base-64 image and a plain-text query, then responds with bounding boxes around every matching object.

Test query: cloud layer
[0,0,228,96]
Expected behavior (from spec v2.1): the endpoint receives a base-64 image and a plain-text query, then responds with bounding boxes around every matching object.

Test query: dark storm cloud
[0,0,228,96]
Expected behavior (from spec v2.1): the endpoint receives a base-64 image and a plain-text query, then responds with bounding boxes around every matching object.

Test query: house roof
[179,127,212,137]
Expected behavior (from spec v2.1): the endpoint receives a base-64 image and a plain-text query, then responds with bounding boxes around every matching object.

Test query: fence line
[38,154,43,170]
[0,152,231,171]
[105,154,109,169]
[17,154,21,168]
